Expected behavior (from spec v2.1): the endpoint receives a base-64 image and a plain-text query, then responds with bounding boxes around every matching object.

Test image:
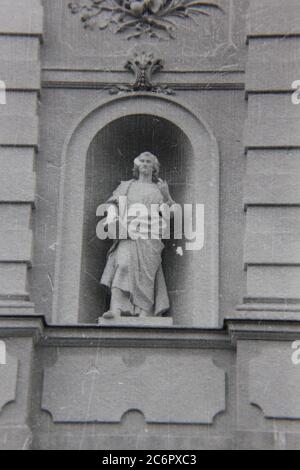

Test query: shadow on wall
[79,114,194,324]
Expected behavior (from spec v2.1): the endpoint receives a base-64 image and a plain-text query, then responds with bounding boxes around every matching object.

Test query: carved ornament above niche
[68,0,223,40]
[109,51,175,95]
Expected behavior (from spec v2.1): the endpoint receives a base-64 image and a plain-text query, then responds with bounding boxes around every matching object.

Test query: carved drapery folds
[68,0,222,40]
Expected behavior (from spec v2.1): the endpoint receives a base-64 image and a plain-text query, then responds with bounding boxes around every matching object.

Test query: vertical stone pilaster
[0,0,43,315]
[0,0,43,448]
[238,0,300,315]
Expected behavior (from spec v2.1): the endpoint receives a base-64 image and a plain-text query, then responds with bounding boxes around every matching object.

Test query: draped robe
[100,180,170,316]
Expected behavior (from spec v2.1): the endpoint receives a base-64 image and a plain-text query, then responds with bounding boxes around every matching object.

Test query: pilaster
[0,0,43,315]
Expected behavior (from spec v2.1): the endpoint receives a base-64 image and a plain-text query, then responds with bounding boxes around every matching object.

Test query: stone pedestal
[98,316,174,327]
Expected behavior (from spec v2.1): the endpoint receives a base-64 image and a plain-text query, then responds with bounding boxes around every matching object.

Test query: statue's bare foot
[138,310,150,318]
[102,311,114,319]
[102,309,121,320]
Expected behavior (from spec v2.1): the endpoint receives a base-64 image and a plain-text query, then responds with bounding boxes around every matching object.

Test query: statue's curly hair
[132,152,160,183]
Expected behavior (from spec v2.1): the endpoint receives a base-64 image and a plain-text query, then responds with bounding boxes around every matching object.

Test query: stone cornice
[41,69,245,91]
[0,316,300,348]
[0,0,43,38]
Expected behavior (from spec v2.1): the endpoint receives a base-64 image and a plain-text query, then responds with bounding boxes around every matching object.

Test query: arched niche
[81,114,194,324]
[53,94,220,327]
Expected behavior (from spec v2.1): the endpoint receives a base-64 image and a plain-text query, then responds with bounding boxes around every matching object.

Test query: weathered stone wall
[33,89,245,326]
[241,0,300,313]
[0,0,300,450]
[233,0,300,449]
[33,0,249,325]
[0,0,43,450]
[0,0,42,315]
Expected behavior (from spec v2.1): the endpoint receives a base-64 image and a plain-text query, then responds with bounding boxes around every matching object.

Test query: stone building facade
[0,0,300,450]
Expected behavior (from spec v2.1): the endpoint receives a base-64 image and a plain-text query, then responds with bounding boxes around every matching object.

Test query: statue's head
[133,151,160,182]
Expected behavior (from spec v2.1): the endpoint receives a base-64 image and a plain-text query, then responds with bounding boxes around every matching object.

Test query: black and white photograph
[0,0,300,452]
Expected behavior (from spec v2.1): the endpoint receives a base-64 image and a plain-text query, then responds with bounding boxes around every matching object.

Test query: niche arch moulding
[52,93,220,327]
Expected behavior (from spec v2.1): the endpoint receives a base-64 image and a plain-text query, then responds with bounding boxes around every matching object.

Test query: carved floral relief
[69,0,223,40]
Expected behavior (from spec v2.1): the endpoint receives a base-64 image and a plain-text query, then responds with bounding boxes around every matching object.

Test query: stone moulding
[68,0,223,40]
[2,316,300,346]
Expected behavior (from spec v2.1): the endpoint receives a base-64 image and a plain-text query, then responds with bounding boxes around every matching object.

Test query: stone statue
[100,152,175,319]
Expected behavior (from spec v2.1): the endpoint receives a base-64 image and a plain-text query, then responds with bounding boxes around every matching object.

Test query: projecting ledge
[2,315,300,348]
[98,316,173,327]
[0,301,36,316]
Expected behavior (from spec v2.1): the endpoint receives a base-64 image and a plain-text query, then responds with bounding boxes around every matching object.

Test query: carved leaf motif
[149,0,165,14]
[68,0,223,40]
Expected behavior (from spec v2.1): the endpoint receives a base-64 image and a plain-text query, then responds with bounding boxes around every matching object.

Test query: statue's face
[137,153,155,176]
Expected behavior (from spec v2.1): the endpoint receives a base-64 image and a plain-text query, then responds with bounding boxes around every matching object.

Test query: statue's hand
[158,178,171,202]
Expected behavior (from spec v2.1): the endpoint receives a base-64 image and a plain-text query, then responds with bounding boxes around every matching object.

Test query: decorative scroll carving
[68,0,222,40]
[126,51,162,89]
[109,51,175,95]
